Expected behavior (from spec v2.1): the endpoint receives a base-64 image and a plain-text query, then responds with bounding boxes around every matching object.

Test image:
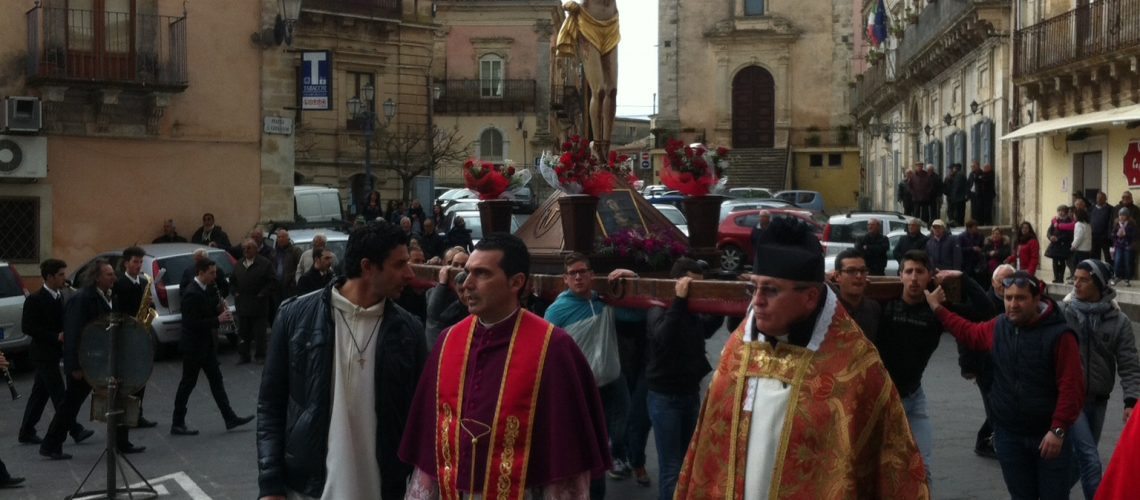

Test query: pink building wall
[444,26,541,80]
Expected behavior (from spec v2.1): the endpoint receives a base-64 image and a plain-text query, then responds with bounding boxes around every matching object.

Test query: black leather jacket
[256,278,428,499]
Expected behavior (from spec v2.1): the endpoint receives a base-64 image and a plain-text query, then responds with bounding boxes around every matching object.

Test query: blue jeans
[621,370,652,468]
[993,426,1074,500]
[902,386,933,484]
[647,390,701,500]
[1114,247,1133,280]
[1070,399,1108,499]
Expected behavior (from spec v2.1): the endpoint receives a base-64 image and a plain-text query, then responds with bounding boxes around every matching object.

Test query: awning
[1001,103,1140,141]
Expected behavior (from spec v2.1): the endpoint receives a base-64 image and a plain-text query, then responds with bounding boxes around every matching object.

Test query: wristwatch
[1051,427,1065,438]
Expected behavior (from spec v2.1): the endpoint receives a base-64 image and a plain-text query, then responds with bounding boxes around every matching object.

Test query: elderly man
[271,229,303,301]
[925,219,962,271]
[191,213,232,250]
[927,271,1084,499]
[854,218,890,276]
[1061,259,1140,498]
[675,218,928,499]
[153,219,187,243]
[908,164,936,223]
[294,233,338,283]
[893,218,928,269]
[232,239,276,364]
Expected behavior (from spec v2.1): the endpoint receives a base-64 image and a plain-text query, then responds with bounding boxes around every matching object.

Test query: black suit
[41,286,120,454]
[173,280,239,427]
[181,266,230,298]
[19,287,87,440]
[232,256,276,360]
[294,268,332,297]
[112,273,151,423]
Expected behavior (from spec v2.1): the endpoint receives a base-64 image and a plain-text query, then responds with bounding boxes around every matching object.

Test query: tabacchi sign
[301,51,332,111]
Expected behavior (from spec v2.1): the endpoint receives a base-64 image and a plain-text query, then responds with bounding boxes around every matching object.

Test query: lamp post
[348,84,395,196]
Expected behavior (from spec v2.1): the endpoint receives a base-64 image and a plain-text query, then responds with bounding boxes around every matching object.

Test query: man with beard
[191,213,232,250]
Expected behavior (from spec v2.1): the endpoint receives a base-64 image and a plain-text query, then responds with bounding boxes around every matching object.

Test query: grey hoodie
[1062,289,1140,408]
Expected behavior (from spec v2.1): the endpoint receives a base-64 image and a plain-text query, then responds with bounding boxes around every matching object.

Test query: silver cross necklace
[336,309,382,368]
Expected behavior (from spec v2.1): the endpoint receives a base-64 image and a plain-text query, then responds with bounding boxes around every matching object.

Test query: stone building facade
[0,0,262,274]
[655,0,859,208]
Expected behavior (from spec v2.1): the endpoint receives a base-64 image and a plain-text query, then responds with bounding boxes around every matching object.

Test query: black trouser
[173,345,236,426]
[1069,251,1091,278]
[1092,236,1112,262]
[950,201,967,225]
[974,197,994,225]
[20,360,87,438]
[1052,256,1069,282]
[237,314,268,359]
[913,202,934,224]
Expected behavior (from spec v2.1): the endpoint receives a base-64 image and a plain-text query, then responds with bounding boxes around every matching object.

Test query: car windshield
[440,189,476,201]
[659,208,687,226]
[156,250,235,285]
[0,267,21,298]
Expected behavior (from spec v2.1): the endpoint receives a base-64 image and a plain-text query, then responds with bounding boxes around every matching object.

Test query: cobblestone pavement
[0,328,1129,498]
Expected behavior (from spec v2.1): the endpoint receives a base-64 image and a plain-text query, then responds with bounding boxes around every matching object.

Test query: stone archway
[731,66,776,148]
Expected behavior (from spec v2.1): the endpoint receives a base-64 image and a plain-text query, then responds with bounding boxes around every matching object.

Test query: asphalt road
[0,328,1129,499]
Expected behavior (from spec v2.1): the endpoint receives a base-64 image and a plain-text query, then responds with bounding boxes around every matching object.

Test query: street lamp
[349,83,394,195]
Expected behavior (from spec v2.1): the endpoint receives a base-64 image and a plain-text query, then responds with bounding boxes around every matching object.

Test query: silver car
[653,204,690,237]
[274,228,350,276]
[0,261,29,354]
[71,244,237,351]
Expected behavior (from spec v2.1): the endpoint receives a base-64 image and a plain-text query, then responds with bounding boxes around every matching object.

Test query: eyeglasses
[744,282,812,299]
[1002,276,1039,290]
[566,269,593,278]
[839,267,870,276]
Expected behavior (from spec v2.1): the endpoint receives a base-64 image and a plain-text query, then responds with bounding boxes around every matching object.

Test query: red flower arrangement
[597,226,689,269]
[538,135,635,197]
[660,139,730,196]
[463,159,524,200]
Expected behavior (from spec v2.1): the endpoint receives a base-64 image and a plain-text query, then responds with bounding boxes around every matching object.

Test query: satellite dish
[79,314,155,396]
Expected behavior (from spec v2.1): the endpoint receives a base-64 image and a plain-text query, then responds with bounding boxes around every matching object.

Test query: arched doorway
[732,66,775,148]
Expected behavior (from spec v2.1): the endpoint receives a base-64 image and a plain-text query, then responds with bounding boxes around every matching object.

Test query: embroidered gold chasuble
[675,304,930,500]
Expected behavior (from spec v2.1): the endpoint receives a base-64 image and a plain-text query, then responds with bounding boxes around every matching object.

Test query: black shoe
[135,417,158,429]
[39,448,72,460]
[18,433,42,445]
[974,445,997,459]
[170,425,199,436]
[119,443,146,454]
[225,415,255,430]
[71,429,95,444]
[0,477,26,488]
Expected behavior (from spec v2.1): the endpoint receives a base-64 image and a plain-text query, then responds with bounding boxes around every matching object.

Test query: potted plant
[538,135,634,253]
[463,159,531,234]
[660,139,729,250]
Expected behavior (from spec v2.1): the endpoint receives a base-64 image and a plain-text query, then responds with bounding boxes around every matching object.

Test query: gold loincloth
[556,2,620,57]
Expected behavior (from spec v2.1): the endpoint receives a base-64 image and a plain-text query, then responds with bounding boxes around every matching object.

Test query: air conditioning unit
[0,135,47,179]
[0,97,43,133]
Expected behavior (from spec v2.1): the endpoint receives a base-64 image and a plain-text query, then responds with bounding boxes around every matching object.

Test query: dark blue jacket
[925,233,962,271]
[989,299,1075,436]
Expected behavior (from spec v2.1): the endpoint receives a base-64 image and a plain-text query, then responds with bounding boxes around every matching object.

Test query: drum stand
[69,317,157,500]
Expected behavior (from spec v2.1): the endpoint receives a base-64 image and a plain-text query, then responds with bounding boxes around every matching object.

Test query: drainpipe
[1010,0,1022,228]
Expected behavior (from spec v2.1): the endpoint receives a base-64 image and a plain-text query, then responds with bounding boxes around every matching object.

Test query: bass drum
[79,314,155,396]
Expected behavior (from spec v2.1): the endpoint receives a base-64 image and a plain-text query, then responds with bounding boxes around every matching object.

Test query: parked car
[642,184,670,198]
[653,204,689,237]
[823,230,911,277]
[821,211,926,256]
[443,210,524,246]
[647,190,687,210]
[436,187,537,213]
[275,228,350,277]
[717,209,823,272]
[719,199,797,223]
[774,190,826,213]
[294,185,344,223]
[727,187,774,199]
[70,244,238,352]
[0,261,29,354]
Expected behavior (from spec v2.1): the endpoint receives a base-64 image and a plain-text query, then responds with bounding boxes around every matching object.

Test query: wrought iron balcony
[302,0,402,19]
[434,79,537,114]
[850,51,897,120]
[1014,0,1140,81]
[26,5,188,91]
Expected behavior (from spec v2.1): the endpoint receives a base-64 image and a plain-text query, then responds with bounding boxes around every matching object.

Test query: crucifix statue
[556,0,619,160]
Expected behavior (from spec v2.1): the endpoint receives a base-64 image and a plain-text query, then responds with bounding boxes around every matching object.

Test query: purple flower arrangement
[597,226,689,269]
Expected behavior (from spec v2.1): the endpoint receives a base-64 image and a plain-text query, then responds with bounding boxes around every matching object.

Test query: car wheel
[720,245,744,272]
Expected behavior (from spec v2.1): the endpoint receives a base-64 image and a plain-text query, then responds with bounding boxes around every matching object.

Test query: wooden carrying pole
[410,265,963,317]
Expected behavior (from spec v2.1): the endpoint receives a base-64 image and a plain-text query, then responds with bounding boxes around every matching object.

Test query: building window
[347,71,375,130]
[809,154,823,167]
[0,197,39,263]
[744,0,764,15]
[480,55,504,98]
[828,153,843,167]
[480,128,504,161]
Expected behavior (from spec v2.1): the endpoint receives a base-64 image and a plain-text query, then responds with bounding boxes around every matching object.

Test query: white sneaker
[607,459,631,480]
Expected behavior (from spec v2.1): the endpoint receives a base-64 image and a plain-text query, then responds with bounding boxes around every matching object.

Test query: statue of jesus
[556,0,619,160]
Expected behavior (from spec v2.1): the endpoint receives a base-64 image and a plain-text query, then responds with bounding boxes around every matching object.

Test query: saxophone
[137,271,160,329]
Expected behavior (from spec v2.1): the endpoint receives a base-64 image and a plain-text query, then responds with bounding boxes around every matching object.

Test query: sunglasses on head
[1002,276,1039,290]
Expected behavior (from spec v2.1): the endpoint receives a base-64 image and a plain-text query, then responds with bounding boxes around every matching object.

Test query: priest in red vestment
[675,217,929,500]
[400,233,610,500]
[1096,412,1139,499]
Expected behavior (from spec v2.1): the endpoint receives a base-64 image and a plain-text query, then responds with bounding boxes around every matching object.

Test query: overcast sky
[614,0,658,119]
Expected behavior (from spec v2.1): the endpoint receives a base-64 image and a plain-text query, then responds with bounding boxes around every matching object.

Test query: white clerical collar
[479,308,520,329]
[743,286,838,353]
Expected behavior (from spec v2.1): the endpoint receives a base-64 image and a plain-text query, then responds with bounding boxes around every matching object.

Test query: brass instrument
[137,270,163,329]
[216,285,237,336]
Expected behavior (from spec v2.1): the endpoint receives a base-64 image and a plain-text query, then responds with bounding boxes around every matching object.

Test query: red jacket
[1009,238,1040,276]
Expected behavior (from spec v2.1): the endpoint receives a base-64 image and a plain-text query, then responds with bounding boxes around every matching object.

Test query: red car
[716,209,823,272]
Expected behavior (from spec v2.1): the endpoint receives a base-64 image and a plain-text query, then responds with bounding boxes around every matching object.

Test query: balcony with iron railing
[851,50,897,119]
[302,0,402,19]
[1014,0,1140,81]
[26,5,188,91]
[434,79,537,114]
[787,127,858,149]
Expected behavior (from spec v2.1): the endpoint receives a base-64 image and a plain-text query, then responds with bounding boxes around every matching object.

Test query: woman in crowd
[1113,208,1136,286]
[1009,221,1040,277]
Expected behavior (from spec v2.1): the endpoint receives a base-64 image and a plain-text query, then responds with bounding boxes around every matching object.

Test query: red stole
[435,311,554,500]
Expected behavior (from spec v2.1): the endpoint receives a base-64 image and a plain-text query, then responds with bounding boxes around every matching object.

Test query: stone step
[725,148,788,191]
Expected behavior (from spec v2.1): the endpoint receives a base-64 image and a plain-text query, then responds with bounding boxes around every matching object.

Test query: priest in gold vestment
[675,218,930,500]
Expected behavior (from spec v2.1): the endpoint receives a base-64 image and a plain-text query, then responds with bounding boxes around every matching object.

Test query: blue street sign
[301,51,332,110]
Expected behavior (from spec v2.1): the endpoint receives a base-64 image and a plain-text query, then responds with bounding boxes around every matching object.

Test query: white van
[294,185,344,223]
